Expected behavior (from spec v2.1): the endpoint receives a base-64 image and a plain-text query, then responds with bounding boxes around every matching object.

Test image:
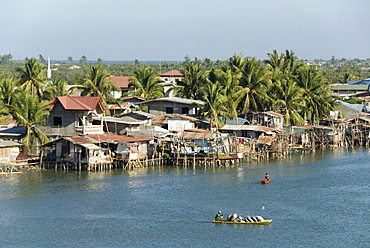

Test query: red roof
[49,95,107,111]
[106,76,134,89]
[159,70,184,77]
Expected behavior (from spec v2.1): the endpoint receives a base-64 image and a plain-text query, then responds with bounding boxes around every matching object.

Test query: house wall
[145,101,197,117]
[46,102,104,137]
[0,147,20,164]
[104,122,142,134]
[168,120,194,132]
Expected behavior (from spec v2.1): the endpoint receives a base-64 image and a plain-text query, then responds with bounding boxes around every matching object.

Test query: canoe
[213,219,272,224]
[260,179,271,184]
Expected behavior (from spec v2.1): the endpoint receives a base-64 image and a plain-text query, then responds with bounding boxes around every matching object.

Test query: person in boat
[265,173,270,181]
[215,211,224,220]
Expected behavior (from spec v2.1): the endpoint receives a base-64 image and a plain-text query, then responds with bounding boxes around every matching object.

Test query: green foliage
[128,66,164,99]
[346,97,362,104]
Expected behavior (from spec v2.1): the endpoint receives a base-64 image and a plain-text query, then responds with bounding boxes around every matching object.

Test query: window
[166,107,174,114]
[53,116,62,126]
[181,107,189,114]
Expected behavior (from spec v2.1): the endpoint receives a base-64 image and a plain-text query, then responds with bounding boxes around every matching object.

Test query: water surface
[0,149,369,247]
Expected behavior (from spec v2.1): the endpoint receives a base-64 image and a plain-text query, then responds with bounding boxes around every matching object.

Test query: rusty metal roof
[181,131,213,140]
[86,134,152,143]
[219,124,276,132]
[257,136,277,146]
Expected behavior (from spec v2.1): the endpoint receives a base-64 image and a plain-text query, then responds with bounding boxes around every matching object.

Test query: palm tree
[233,57,271,115]
[225,53,245,73]
[76,64,120,106]
[128,66,164,99]
[16,58,46,97]
[205,68,241,120]
[42,76,70,100]
[0,76,20,105]
[199,81,230,130]
[0,76,20,123]
[7,91,50,149]
[296,65,335,124]
[176,61,205,100]
[271,79,305,126]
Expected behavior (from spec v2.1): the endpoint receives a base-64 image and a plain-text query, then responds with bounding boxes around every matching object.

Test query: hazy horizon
[2,0,369,62]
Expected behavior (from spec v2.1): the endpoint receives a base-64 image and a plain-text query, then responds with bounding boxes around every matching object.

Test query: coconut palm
[199,80,231,130]
[226,53,245,73]
[0,76,20,105]
[297,65,336,124]
[42,76,70,100]
[271,78,305,126]
[233,57,271,115]
[205,68,241,120]
[176,61,206,100]
[128,66,164,99]
[16,58,46,97]
[76,64,120,106]
[7,91,50,149]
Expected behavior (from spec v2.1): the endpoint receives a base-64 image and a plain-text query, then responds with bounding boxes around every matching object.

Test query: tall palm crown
[200,81,230,130]
[128,66,164,99]
[42,76,70,101]
[0,76,20,105]
[177,61,205,100]
[233,57,271,115]
[296,66,335,124]
[272,79,305,126]
[7,91,50,148]
[78,64,120,106]
[205,68,240,120]
[16,58,46,97]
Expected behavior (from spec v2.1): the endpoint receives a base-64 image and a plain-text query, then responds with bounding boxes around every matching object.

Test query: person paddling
[215,211,224,220]
[265,173,270,181]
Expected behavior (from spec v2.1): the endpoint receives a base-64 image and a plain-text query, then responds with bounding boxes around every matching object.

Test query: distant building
[159,70,184,97]
[138,97,205,117]
[105,76,135,98]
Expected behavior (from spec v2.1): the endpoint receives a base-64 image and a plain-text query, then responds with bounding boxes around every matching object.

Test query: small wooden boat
[260,179,271,184]
[213,219,272,224]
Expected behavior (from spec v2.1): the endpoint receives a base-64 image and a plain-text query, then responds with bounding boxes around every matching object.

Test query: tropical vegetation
[0,51,369,149]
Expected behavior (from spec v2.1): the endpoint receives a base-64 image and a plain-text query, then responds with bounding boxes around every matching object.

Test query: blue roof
[348,78,370,85]
[337,100,368,112]
[220,117,247,125]
[0,126,26,134]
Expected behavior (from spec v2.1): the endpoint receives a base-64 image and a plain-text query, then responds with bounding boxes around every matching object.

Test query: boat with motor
[214,213,272,224]
[213,219,272,224]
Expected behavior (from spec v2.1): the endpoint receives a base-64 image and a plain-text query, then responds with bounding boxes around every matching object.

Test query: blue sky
[1,0,369,62]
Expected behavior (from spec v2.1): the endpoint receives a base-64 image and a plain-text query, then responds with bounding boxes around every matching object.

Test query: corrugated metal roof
[106,103,132,110]
[263,111,285,117]
[331,84,369,91]
[0,141,23,147]
[151,116,169,124]
[181,131,213,140]
[139,97,205,106]
[102,116,148,124]
[87,134,152,143]
[79,143,101,150]
[257,136,277,146]
[219,124,276,132]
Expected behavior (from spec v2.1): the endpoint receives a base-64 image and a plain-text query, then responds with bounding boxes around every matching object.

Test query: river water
[0,148,369,248]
